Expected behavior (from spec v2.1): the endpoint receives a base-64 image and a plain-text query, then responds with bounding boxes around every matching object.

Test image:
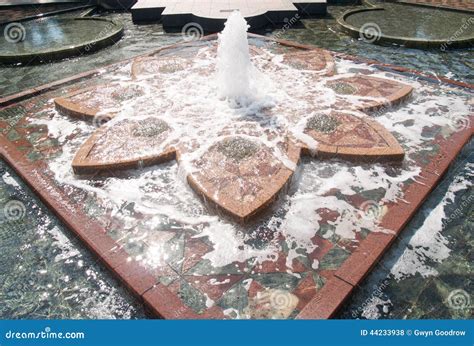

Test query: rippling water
[0,160,146,319]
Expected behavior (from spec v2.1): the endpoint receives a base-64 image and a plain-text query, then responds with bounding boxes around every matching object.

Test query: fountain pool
[0,17,124,64]
[338,3,474,49]
[0,9,472,319]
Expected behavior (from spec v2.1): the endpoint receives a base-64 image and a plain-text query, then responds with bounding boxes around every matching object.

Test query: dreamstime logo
[440,17,474,51]
[92,114,112,128]
[358,200,382,221]
[442,194,473,228]
[181,22,204,42]
[5,326,85,340]
[245,288,298,318]
[3,200,26,221]
[447,289,471,310]
[447,113,471,133]
[260,13,301,51]
[269,290,294,310]
[359,23,382,43]
[4,22,26,43]
[273,14,300,40]
[84,23,116,53]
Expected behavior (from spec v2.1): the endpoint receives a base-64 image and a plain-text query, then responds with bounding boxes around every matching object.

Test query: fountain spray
[216,11,255,106]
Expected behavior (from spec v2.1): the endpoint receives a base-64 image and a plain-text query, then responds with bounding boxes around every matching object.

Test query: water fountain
[216,11,257,105]
[6,10,469,320]
[54,11,411,223]
[52,12,412,222]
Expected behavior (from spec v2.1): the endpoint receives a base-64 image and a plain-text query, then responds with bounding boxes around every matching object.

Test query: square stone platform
[0,35,471,319]
[131,0,327,30]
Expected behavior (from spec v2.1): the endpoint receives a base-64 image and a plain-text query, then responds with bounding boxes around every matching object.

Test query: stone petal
[327,75,413,111]
[302,111,404,162]
[72,117,176,174]
[185,135,300,222]
[54,83,145,121]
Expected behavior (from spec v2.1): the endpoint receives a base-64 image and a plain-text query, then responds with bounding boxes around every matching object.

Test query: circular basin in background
[338,4,474,49]
[0,17,124,64]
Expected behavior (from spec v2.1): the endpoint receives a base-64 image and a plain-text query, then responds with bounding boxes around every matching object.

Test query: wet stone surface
[328,82,357,96]
[216,137,260,162]
[132,119,170,138]
[307,114,341,133]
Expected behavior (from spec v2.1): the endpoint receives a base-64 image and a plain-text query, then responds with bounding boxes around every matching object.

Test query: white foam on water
[34,108,92,145]
[41,223,140,318]
[2,171,20,187]
[193,222,276,267]
[210,278,231,285]
[204,293,215,308]
[81,290,138,319]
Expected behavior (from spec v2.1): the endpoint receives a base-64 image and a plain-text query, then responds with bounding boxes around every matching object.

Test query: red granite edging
[296,277,354,319]
[1,35,472,319]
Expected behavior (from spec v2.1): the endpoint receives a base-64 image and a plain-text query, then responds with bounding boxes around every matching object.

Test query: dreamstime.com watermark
[351,278,391,318]
[4,22,26,43]
[83,22,118,53]
[1,199,26,223]
[442,193,473,228]
[446,289,472,310]
[359,22,382,43]
[181,22,204,41]
[272,14,301,41]
[440,17,474,51]
[4,326,85,340]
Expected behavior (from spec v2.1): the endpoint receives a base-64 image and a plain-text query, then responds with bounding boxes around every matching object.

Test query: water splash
[216,11,257,106]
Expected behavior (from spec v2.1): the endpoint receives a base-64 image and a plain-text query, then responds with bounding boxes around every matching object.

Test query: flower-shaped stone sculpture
[54,39,413,222]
